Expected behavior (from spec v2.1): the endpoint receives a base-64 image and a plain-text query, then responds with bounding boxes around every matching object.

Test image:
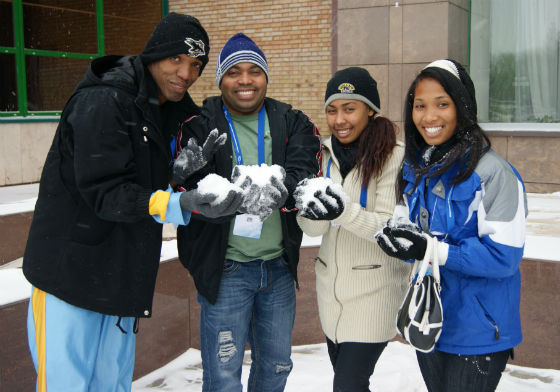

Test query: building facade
[1,0,559,192]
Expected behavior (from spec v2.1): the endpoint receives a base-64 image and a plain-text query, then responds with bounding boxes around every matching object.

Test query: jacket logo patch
[184,37,206,58]
[337,83,355,94]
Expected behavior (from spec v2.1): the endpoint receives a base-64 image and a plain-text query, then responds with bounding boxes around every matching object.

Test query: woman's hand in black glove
[300,186,345,221]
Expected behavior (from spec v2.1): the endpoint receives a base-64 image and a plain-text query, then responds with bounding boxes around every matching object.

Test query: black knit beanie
[324,67,380,113]
[139,12,210,75]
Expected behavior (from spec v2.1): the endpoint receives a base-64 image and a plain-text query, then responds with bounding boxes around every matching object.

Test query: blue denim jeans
[198,256,296,392]
[416,349,512,392]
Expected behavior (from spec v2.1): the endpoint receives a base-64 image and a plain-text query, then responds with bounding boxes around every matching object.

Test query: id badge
[233,214,263,239]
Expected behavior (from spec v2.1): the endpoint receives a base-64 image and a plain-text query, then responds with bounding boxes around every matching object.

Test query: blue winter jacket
[399,149,527,355]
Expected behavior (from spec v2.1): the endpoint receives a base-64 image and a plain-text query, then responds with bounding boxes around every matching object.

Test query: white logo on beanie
[337,83,356,93]
[184,37,206,58]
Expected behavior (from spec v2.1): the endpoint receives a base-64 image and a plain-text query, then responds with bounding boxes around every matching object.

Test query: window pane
[104,0,161,55]
[26,56,90,111]
[0,0,14,47]
[470,0,560,123]
[23,0,97,53]
[0,53,18,112]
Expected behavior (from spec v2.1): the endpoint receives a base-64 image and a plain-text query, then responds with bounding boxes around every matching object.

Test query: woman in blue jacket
[376,59,527,392]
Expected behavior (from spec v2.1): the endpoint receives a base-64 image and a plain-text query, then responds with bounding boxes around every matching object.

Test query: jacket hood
[75,55,138,95]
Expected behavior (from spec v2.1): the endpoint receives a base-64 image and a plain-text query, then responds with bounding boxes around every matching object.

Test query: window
[470,0,560,123]
[0,0,165,119]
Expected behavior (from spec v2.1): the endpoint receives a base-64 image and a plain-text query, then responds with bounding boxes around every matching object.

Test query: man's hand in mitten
[301,186,345,221]
[172,129,227,184]
[235,175,263,216]
[179,188,243,219]
[262,176,289,210]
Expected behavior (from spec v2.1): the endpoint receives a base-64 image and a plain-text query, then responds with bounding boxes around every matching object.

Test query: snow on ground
[131,342,560,392]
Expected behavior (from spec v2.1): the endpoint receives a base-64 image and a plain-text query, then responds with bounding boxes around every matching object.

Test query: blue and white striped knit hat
[215,33,269,87]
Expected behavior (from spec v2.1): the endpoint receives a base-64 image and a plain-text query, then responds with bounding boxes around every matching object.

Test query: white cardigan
[297,137,409,343]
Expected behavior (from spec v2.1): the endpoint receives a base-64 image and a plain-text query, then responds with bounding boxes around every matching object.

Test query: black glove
[375,222,428,261]
[172,129,227,184]
[301,186,345,221]
[179,188,243,219]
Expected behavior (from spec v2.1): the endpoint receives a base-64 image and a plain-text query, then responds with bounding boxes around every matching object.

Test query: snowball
[232,164,285,187]
[197,173,242,205]
[294,177,345,215]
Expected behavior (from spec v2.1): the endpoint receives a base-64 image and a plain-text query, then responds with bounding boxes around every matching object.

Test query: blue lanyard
[223,104,266,166]
[327,157,368,208]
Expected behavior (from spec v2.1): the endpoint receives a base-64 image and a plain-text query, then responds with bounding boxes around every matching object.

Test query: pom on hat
[139,12,210,75]
[324,67,381,113]
[216,33,268,87]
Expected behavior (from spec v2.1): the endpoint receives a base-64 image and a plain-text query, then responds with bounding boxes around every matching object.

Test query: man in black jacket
[175,33,322,391]
[23,13,243,391]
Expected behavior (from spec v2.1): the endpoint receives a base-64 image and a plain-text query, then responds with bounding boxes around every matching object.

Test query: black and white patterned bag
[396,236,443,353]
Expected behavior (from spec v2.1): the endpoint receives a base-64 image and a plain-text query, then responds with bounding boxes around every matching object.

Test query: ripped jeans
[198,256,296,392]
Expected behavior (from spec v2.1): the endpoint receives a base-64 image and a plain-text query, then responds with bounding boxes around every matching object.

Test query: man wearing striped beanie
[215,33,270,115]
[174,33,322,391]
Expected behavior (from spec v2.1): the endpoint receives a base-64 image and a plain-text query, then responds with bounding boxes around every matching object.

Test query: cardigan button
[143,136,148,142]
[144,310,150,316]
[142,126,148,132]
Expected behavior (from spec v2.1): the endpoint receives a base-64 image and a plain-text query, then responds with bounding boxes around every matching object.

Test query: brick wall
[169,0,333,134]
[25,0,160,112]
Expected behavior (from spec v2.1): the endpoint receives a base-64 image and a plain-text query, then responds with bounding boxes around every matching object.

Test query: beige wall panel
[403,3,448,63]
[388,63,404,123]
[365,64,389,112]
[447,3,469,65]
[389,4,403,63]
[1,124,23,185]
[401,0,439,4]
[338,7,389,65]
[488,136,508,159]
[525,183,560,194]
[401,0,468,6]
[339,0,389,8]
[449,0,469,10]
[20,123,56,184]
[506,137,560,191]
[402,62,423,96]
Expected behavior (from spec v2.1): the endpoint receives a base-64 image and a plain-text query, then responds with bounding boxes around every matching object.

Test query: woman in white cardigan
[295,67,409,392]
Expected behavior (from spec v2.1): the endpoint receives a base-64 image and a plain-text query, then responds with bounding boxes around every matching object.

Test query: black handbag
[396,235,443,353]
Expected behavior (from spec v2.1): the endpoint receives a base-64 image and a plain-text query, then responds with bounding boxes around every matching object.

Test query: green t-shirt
[225,110,284,262]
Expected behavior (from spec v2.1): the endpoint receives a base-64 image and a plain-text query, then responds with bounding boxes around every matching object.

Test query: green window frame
[0,0,168,122]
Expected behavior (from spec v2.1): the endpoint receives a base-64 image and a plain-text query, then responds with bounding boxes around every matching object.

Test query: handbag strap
[411,234,442,286]
[412,234,433,284]
[430,235,441,286]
